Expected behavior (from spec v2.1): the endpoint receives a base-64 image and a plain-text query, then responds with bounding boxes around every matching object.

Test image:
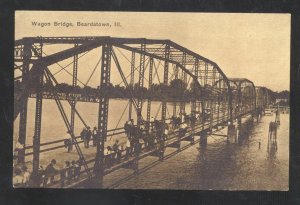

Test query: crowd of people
[13,165,31,187]
[60,159,82,186]
[63,126,99,152]
[13,157,83,187]
[13,111,208,187]
[102,113,207,167]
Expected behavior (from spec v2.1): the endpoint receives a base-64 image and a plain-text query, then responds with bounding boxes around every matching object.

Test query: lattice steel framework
[228,78,256,118]
[14,36,240,187]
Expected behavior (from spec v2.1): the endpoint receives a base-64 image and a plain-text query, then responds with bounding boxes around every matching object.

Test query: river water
[13,99,289,190]
[105,112,289,190]
[13,98,190,144]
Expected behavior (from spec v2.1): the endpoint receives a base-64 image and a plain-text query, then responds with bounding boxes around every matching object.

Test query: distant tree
[169,79,186,98]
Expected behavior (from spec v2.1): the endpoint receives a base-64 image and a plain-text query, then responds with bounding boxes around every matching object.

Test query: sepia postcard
[13,11,290,190]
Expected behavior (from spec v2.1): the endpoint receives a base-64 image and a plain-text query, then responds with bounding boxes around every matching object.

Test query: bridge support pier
[227,124,237,144]
[200,132,207,148]
[275,109,280,125]
[255,110,259,124]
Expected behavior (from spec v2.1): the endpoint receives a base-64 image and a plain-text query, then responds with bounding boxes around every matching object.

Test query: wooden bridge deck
[44,112,235,188]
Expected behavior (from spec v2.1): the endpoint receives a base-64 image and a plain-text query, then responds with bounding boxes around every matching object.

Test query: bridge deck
[42,112,236,188]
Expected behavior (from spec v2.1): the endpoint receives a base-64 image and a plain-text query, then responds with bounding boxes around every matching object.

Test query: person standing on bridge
[86,127,92,148]
[13,168,23,187]
[113,140,121,163]
[72,160,81,181]
[43,159,58,187]
[179,122,188,138]
[176,116,181,129]
[65,161,73,184]
[171,116,177,129]
[64,131,72,153]
[185,114,191,126]
[92,126,98,147]
[22,165,31,187]
[190,114,196,127]
[163,125,169,141]
[80,127,87,147]
[105,146,114,167]
[124,120,132,139]
[125,137,132,159]
[14,139,24,165]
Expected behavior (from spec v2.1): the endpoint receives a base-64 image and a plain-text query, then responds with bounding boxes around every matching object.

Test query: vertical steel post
[134,43,146,173]
[180,53,186,116]
[129,51,135,120]
[94,44,111,187]
[183,72,187,115]
[238,82,242,115]
[204,62,208,85]
[253,84,257,114]
[147,57,153,123]
[18,41,31,164]
[173,65,179,117]
[70,44,78,150]
[204,62,209,121]
[212,67,217,123]
[192,59,199,116]
[137,43,146,127]
[32,65,44,187]
[161,45,170,121]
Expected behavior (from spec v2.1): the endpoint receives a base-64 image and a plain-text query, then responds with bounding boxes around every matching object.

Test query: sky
[15,11,290,92]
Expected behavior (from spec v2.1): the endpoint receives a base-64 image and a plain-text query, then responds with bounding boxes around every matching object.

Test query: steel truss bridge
[14,36,273,188]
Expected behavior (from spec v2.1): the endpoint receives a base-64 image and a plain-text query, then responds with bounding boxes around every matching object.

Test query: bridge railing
[39,110,230,188]
[23,127,125,156]
[22,107,228,156]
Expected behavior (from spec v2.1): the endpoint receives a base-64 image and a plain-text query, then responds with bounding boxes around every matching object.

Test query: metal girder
[94,44,112,187]
[14,41,104,120]
[43,68,92,181]
[173,65,179,117]
[129,51,135,120]
[30,41,103,72]
[15,37,222,72]
[15,37,167,46]
[70,44,78,147]
[137,43,146,127]
[114,44,202,89]
[180,53,187,116]
[17,41,31,164]
[111,49,140,114]
[191,59,199,115]
[15,36,232,101]
[31,67,44,187]
[14,36,254,188]
[228,78,257,113]
[161,45,170,121]
[147,58,154,122]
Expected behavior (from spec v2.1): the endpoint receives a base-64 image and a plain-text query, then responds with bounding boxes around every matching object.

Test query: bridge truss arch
[228,78,256,118]
[14,36,261,188]
[256,86,273,110]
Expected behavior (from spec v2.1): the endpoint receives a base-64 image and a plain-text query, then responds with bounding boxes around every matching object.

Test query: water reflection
[112,114,289,190]
[267,127,278,160]
[237,118,253,146]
